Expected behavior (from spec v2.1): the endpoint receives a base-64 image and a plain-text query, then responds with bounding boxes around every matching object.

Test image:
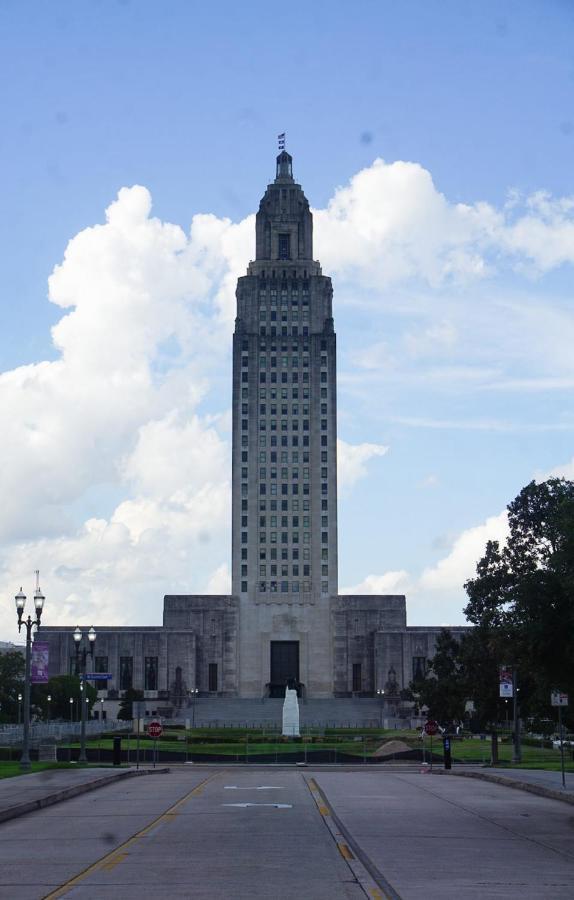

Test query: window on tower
[278,234,290,259]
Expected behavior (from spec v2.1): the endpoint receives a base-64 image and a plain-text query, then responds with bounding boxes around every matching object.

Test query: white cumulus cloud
[2,157,574,638]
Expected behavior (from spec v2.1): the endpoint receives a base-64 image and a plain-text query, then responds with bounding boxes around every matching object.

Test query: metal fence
[0,720,131,746]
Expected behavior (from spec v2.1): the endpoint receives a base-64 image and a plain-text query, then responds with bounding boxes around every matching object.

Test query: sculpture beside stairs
[282,686,300,737]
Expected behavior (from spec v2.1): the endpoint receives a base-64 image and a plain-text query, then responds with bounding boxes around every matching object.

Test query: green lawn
[5,728,572,771]
[0,761,80,779]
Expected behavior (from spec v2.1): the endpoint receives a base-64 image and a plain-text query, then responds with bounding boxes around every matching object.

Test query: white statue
[282,686,300,737]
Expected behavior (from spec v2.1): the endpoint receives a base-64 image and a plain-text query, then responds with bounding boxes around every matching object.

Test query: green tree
[464,477,574,729]
[0,651,24,722]
[32,675,97,721]
[118,688,144,720]
[410,629,467,725]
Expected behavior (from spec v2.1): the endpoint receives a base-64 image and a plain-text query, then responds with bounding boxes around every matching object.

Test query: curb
[436,768,574,806]
[306,776,402,900]
[0,767,170,825]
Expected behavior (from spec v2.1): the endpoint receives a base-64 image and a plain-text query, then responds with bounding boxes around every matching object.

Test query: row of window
[86,656,159,692]
[241,515,328,528]
[254,482,328,495]
[256,564,330,576]
[253,387,327,400]
[242,354,328,368]
[242,531,329,544]
[241,339,328,351]
[241,435,329,450]
[247,467,329,480]
[247,419,328,432]
[89,656,222,692]
[258,309,310,321]
[259,326,308,336]
[259,565,311,576]
[258,289,309,298]
[252,580,330,593]
[249,451,327,463]
[249,371,328,384]
[242,498,326,511]
[250,404,328,417]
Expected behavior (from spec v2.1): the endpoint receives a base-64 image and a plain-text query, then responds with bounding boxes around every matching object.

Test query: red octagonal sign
[424,719,439,736]
[148,720,163,739]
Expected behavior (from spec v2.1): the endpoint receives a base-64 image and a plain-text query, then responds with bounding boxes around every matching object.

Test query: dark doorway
[269,641,299,697]
[352,663,362,693]
[208,663,218,692]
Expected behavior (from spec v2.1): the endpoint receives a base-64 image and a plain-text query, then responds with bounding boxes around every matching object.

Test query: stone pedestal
[282,687,300,737]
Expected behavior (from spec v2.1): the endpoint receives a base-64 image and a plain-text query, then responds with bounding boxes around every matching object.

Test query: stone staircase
[179,697,392,728]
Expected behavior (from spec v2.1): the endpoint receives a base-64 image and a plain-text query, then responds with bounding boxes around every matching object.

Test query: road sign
[499,666,513,698]
[424,719,439,736]
[148,720,163,738]
[551,691,568,707]
[84,673,112,680]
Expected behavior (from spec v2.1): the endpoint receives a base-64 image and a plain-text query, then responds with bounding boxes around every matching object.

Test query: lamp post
[376,689,385,729]
[47,694,52,723]
[99,697,104,721]
[69,697,73,722]
[17,693,22,726]
[189,687,199,728]
[15,573,45,771]
[73,626,96,764]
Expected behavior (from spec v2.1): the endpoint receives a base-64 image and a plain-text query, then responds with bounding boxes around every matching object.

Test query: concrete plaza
[0,767,572,898]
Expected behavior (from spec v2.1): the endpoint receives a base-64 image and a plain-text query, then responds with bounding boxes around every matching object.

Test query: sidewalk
[444,764,574,805]
[0,766,169,825]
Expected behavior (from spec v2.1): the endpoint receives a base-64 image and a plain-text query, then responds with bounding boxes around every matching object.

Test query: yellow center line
[43,772,219,899]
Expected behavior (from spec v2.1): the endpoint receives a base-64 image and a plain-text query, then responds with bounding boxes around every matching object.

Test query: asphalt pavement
[0,766,167,824]
[0,766,573,899]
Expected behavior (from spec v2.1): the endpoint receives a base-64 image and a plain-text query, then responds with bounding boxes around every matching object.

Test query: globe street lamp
[69,697,74,722]
[376,689,385,729]
[73,626,96,763]
[17,693,22,726]
[99,697,104,721]
[47,694,52,723]
[15,575,45,771]
[189,687,199,728]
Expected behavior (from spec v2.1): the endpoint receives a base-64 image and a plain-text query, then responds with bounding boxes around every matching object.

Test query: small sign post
[134,701,145,771]
[424,720,439,771]
[551,691,569,789]
[148,719,163,768]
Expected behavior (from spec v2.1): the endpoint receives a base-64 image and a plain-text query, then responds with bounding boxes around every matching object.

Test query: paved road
[0,767,573,899]
[316,770,574,898]
[0,769,363,899]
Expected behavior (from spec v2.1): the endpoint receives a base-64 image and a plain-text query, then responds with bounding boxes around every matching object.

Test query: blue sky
[1,0,573,637]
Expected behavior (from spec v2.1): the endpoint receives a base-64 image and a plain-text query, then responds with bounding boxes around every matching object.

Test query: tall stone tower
[232,150,338,697]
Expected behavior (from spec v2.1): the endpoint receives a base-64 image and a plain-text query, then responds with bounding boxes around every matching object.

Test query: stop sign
[424,719,439,736]
[148,720,163,739]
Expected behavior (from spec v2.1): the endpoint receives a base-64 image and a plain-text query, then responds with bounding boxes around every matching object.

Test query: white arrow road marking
[222,803,292,808]
[223,785,285,790]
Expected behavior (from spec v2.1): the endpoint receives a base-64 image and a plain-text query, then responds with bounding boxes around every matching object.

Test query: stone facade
[37,150,470,713]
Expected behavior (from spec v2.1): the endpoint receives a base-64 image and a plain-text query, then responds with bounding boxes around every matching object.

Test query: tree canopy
[0,651,24,722]
[464,477,574,726]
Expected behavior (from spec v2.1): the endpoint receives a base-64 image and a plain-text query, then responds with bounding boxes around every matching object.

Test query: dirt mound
[373,739,412,757]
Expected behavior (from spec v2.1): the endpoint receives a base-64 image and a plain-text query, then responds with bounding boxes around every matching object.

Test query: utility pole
[512,669,522,764]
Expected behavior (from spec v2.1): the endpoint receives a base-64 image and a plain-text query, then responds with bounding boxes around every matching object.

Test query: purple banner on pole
[31,641,49,683]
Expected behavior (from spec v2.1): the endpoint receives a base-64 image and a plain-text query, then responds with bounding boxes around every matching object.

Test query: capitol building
[40,150,467,718]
